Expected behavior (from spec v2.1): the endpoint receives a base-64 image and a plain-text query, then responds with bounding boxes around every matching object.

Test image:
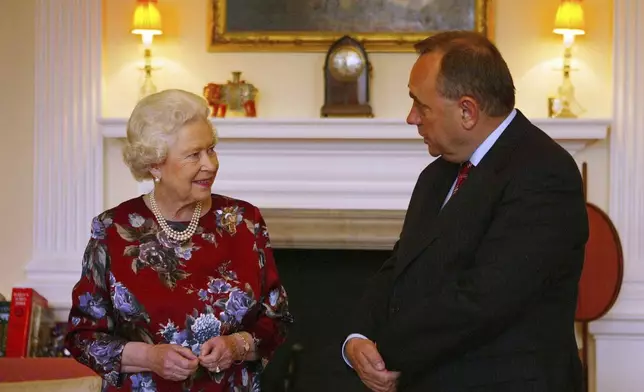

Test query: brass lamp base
[554,106,577,119]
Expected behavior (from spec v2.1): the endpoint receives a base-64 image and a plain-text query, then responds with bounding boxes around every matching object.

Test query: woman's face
[153,119,219,204]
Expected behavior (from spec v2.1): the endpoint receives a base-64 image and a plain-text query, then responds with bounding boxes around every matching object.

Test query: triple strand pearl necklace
[148,191,202,242]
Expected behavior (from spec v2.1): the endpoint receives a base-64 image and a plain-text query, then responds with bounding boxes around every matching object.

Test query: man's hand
[345,338,400,392]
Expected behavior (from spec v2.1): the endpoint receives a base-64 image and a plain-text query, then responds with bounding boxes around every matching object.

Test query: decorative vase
[203,83,227,118]
[224,71,258,117]
[203,71,258,118]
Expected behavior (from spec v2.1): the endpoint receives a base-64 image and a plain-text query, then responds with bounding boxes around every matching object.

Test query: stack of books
[0,288,59,358]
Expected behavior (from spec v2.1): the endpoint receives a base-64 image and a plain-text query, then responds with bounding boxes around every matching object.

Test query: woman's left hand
[198,336,236,373]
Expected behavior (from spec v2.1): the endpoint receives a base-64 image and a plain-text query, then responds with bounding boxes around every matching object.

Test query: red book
[4,288,50,357]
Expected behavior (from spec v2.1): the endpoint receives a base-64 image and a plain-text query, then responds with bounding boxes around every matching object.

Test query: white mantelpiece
[100,117,609,211]
[100,116,609,142]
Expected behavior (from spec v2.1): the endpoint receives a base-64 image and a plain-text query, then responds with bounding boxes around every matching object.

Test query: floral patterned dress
[65,194,292,392]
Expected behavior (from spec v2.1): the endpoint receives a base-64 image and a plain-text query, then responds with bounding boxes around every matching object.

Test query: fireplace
[24,116,608,316]
[253,208,401,391]
[262,248,392,392]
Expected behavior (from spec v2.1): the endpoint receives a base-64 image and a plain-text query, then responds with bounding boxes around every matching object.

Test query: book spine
[0,301,10,357]
[4,288,35,357]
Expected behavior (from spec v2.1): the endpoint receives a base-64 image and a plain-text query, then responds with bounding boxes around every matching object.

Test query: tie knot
[451,161,473,197]
[459,161,473,175]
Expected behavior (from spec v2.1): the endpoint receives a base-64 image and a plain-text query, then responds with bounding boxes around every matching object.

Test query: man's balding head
[414,31,515,117]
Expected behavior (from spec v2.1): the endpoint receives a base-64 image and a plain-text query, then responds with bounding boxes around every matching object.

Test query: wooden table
[0,358,101,392]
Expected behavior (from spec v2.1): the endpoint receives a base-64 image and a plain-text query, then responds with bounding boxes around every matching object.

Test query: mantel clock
[321,36,373,118]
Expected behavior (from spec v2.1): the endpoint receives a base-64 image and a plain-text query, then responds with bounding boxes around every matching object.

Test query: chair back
[575,203,624,322]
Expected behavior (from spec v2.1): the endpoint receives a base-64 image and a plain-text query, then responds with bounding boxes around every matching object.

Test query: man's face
[406,53,467,162]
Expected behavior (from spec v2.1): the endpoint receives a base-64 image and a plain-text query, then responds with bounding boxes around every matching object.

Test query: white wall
[0,0,35,298]
[101,0,612,211]
[102,0,613,119]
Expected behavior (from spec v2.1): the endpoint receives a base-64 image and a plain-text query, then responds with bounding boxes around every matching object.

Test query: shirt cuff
[342,333,369,368]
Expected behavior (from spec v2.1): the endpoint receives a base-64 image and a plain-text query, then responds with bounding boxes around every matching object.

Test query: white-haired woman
[65,89,292,392]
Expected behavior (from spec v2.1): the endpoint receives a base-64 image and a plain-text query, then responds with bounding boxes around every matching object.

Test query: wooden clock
[321,35,373,118]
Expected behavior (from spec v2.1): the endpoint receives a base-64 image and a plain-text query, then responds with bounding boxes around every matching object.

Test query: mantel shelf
[100,114,610,216]
[99,117,611,142]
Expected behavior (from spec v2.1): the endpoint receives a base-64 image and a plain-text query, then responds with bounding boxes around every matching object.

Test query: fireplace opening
[261,248,392,392]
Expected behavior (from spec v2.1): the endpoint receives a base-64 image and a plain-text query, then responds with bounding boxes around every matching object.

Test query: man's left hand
[345,338,400,392]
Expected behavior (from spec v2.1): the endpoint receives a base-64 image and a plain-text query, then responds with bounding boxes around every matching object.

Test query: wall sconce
[131,0,163,98]
[551,0,585,118]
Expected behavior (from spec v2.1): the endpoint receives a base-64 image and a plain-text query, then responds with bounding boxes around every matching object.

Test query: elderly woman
[65,89,292,392]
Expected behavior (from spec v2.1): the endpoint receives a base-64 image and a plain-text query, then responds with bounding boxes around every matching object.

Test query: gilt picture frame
[208,0,493,52]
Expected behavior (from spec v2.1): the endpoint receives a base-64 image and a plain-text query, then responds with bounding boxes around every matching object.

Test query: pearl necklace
[148,191,202,242]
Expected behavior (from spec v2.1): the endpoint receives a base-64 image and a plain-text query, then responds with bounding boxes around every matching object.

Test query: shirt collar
[468,108,517,166]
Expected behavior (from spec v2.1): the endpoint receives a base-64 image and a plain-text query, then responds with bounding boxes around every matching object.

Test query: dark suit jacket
[348,110,588,392]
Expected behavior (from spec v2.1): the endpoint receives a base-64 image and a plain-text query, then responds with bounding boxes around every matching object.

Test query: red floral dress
[65,194,292,392]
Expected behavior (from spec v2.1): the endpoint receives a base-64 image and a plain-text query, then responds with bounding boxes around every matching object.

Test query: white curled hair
[122,89,217,181]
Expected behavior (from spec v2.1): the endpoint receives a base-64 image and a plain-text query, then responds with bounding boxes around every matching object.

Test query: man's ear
[460,97,479,130]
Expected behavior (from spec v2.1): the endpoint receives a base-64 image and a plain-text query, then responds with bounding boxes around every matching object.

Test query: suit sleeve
[376,163,588,374]
[344,163,435,343]
[345,242,397,340]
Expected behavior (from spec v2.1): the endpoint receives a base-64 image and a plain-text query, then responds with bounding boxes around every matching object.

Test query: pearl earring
[154,177,160,183]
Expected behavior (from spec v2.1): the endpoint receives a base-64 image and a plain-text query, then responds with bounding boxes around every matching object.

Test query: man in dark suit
[342,31,588,392]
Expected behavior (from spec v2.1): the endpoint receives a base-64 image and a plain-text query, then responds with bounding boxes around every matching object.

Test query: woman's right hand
[146,344,199,381]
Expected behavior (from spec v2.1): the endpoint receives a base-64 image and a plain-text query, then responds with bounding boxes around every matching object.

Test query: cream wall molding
[588,0,644,390]
[21,0,103,320]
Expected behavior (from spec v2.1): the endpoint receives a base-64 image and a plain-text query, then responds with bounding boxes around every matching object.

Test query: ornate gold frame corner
[207,0,494,53]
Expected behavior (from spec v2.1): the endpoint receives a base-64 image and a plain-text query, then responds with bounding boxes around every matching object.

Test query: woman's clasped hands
[146,344,199,382]
[147,334,246,381]
[198,335,238,373]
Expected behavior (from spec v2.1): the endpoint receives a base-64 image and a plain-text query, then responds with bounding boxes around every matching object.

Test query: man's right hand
[345,338,400,392]
[146,343,199,381]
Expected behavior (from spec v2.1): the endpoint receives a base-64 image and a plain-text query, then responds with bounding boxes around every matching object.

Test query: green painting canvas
[209,0,490,52]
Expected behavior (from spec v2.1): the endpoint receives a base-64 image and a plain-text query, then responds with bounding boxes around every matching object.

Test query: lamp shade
[132,0,162,36]
[553,0,585,35]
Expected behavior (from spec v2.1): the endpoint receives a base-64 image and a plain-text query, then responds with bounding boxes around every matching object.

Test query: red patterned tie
[452,161,474,195]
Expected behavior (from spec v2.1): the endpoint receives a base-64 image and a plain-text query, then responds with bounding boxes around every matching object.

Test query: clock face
[328,46,366,81]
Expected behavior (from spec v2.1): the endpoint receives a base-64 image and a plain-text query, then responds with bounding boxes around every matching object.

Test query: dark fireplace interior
[261,248,392,392]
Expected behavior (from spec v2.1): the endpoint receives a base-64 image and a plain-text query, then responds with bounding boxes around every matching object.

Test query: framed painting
[208,0,493,52]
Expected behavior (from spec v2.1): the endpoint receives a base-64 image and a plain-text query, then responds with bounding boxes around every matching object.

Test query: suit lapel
[411,159,459,228]
[394,110,532,278]
[396,159,458,275]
